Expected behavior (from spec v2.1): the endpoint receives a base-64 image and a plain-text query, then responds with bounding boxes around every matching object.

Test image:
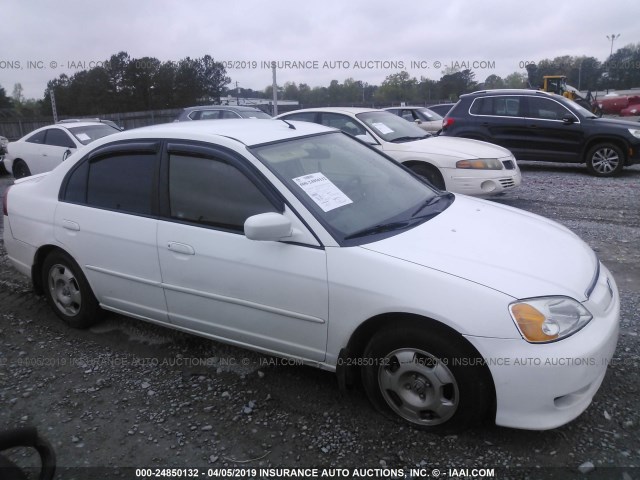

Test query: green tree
[375,71,418,103]
[0,85,12,108]
[483,74,505,89]
[607,43,640,89]
[439,69,477,100]
[505,72,528,88]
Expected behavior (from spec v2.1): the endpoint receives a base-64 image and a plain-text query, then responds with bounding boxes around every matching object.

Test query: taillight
[442,118,455,130]
[2,186,10,216]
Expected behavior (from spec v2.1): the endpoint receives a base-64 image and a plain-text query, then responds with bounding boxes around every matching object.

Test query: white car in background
[4,121,120,178]
[276,107,521,196]
[3,120,619,432]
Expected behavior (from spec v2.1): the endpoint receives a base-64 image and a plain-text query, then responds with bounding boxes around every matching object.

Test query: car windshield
[67,124,120,145]
[251,132,452,246]
[356,111,430,142]
[417,108,443,121]
[239,110,272,119]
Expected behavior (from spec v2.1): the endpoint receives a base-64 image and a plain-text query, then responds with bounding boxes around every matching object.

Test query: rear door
[55,141,167,321]
[37,128,77,174]
[467,95,528,154]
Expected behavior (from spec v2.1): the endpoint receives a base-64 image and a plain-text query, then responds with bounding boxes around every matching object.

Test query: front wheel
[410,164,446,190]
[12,159,31,179]
[361,325,492,433]
[41,250,103,328]
[586,143,625,177]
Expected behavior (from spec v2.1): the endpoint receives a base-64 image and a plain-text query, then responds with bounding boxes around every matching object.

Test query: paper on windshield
[76,133,91,141]
[293,172,353,212]
[372,122,394,135]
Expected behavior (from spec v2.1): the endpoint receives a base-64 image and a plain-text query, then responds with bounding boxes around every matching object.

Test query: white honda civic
[3,119,618,433]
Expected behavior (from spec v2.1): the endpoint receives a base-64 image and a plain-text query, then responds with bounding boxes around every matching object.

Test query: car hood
[383,136,512,159]
[361,195,597,300]
[588,116,640,129]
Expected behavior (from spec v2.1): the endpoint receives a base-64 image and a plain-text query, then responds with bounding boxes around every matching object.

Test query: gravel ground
[0,162,638,480]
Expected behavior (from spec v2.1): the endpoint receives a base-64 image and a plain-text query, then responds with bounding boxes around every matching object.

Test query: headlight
[628,128,640,139]
[456,158,503,170]
[509,297,593,343]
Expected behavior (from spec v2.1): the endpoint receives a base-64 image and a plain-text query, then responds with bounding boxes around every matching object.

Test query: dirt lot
[0,163,639,480]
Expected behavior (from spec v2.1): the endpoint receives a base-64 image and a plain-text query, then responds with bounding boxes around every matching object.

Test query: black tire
[585,143,625,177]
[361,325,492,434]
[410,163,446,190]
[12,159,31,179]
[41,250,103,328]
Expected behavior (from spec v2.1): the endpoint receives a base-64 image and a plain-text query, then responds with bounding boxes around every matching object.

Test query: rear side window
[63,151,158,215]
[470,96,523,117]
[282,112,317,123]
[25,130,47,144]
[169,154,277,232]
[199,110,222,120]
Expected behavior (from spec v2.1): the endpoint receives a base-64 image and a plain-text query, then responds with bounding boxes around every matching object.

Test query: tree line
[1,44,639,118]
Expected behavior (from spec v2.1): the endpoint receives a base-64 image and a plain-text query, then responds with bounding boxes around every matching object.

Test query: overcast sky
[2,0,638,100]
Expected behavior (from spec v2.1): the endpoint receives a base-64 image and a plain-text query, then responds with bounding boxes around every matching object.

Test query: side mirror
[414,119,422,124]
[244,212,292,241]
[355,133,377,145]
[62,149,72,161]
[562,115,576,125]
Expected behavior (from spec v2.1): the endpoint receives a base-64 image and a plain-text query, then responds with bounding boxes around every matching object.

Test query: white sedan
[4,121,120,178]
[276,107,521,196]
[3,120,618,432]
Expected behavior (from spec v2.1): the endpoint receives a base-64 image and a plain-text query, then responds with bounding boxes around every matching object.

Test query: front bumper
[466,264,620,430]
[442,167,522,196]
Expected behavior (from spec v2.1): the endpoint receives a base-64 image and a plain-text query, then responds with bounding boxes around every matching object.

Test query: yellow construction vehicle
[541,75,602,115]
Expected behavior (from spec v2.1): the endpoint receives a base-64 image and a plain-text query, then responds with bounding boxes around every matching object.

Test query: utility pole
[236,81,240,105]
[49,89,58,123]
[271,62,278,116]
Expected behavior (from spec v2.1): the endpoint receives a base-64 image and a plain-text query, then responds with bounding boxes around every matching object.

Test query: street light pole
[606,33,620,92]
[607,33,620,58]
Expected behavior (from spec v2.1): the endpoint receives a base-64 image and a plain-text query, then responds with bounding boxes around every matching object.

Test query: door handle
[62,220,80,231]
[167,242,195,255]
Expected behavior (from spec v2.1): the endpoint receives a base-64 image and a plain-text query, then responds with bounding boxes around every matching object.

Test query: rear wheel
[361,325,492,433]
[41,250,103,328]
[410,163,446,190]
[586,143,625,177]
[12,159,31,179]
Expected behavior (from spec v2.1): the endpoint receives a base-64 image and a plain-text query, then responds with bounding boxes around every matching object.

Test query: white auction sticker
[75,133,91,141]
[372,122,394,135]
[293,172,353,212]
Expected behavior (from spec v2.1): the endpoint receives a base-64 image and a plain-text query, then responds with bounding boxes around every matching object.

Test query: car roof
[279,107,384,116]
[461,89,556,98]
[113,118,337,147]
[182,105,265,112]
[384,106,433,110]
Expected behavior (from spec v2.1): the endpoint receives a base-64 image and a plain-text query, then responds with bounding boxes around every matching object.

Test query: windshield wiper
[411,191,455,217]
[344,221,412,240]
[411,195,444,217]
[390,135,429,143]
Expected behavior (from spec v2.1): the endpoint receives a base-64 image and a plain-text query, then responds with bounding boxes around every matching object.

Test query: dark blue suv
[441,89,640,176]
